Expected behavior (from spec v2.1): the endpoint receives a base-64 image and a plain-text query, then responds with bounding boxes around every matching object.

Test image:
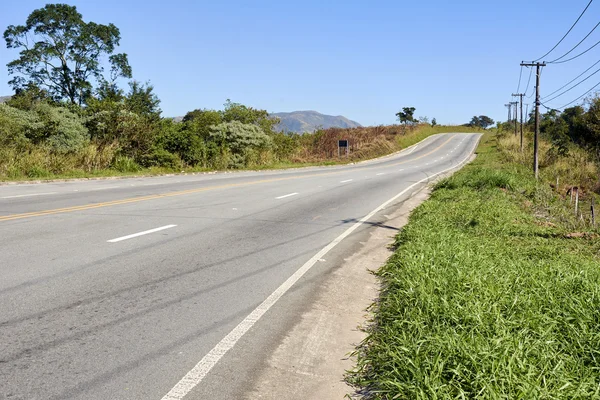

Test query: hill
[0,96,12,104]
[272,110,361,133]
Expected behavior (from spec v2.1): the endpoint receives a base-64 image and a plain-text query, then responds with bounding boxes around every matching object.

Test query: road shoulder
[244,186,434,399]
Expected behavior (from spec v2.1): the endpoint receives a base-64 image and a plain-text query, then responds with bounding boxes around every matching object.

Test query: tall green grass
[348,134,600,399]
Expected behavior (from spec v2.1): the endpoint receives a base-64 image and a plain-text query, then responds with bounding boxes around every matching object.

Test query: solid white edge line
[1,192,57,199]
[107,225,177,243]
[160,134,481,400]
[275,192,298,199]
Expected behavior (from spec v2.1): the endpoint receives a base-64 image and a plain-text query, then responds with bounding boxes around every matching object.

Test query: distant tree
[125,81,161,120]
[4,4,132,105]
[183,109,223,138]
[396,107,417,127]
[431,118,437,127]
[468,115,494,129]
[221,99,279,134]
[418,116,429,124]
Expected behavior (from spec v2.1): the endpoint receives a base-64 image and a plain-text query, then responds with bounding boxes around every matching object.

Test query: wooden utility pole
[520,62,546,179]
[505,103,512,123]
[512,93,525,152]
[510,101,519,136]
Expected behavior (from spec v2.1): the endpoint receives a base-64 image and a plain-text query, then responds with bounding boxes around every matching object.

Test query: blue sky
[1,0,599,126]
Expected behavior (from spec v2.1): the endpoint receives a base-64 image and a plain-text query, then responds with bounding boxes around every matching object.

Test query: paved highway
[0,133,480,399]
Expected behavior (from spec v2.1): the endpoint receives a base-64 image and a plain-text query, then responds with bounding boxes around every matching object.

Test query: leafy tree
[396,107,416,126]
[125,81,161,120]
[468,115,494,129]
[4,4,131,105]
[431,118,437,127]
[5,84,53,110]
[183,109,223,139]
[221,99,279,134]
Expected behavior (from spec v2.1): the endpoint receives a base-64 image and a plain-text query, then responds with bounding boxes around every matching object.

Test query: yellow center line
[0,134,460,223]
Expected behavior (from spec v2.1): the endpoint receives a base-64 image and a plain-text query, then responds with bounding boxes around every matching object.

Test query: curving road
[0,132,480,400]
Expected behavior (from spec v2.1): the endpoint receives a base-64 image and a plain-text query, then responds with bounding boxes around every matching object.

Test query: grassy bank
[348,134,600,399]
[0,124,479,182]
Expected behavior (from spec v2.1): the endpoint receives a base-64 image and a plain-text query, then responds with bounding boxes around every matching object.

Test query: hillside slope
[272,110,361,133]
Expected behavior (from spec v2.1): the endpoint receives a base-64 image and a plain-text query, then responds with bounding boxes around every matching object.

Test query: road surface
[0,133,480,399]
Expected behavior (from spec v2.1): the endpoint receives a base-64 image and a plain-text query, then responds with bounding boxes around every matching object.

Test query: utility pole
[512,93,525,152]
[520,62,546,179]
[505,103,512,123]
[510,101,519,136]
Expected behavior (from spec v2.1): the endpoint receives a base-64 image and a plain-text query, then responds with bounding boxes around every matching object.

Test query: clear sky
[1,0,599,126]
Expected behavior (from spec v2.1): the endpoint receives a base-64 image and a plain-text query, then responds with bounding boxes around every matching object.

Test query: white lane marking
[376,173,386,176]
[276,192,298,199]
[1,192,57,199]
[340,179,353,183]
[89,186,120,191]
[406,144,418,154]
[160,135,482,400]
[398,169,405,172]
[107,225,177,243]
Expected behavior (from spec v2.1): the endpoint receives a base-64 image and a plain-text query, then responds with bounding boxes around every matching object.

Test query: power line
[534,0,594,61]
[543,64,600,102]
[516,66,524,92]
[550,37,600,64]
[542,58,600,98]
[545,80,600,109]
[547,20,600,63]
[524,66,534,95]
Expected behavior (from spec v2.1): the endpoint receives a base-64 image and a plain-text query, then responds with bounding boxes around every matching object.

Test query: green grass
[348,134,600,399]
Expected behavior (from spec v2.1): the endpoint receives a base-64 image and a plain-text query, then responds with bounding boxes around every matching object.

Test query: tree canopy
[468,115,494,129]
[396,107,417,126]
[4,3,131,105]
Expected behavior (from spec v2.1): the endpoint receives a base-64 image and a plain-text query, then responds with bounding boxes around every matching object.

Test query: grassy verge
[0,125,480,183]
[348,133,600,399]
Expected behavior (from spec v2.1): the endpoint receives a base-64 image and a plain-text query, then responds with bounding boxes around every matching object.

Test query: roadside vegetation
[348,126,600,398]
[0,4,485,182]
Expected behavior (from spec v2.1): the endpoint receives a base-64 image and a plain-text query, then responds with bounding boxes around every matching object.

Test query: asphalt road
[0,133,480,400]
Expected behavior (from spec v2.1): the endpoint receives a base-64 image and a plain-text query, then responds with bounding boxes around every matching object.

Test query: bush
[0,103,38,148]
[207,121,272,168]
[112,155,141,172]
[139,148,183,169]
[156,120,207,166]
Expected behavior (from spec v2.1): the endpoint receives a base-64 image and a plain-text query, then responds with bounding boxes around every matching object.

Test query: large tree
[468,115,494,129]
[4,3,132,105]
[396,107,417,127]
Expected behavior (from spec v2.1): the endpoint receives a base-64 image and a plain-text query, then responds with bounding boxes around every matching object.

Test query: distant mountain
[271,110,361,133]
[0,96,11,104]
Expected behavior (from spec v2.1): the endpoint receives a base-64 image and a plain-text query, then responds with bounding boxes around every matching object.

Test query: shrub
[207,121,273,168]
[157,119,207,166]
[0,103,38,148]
[112,155,141,172]
[139,148,182,169]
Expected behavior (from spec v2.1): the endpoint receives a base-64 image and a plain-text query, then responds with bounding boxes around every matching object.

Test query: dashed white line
[89,186,120,191]
[160,135,482,400]
[107,225,177,243]
[340,179,353,183]
[1,192,57,199]
[376,173,386,176]
[276,192,298,199]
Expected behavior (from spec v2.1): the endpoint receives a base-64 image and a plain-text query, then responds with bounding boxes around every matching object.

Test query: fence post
[592,197,596,228]
[574,187,579,217]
